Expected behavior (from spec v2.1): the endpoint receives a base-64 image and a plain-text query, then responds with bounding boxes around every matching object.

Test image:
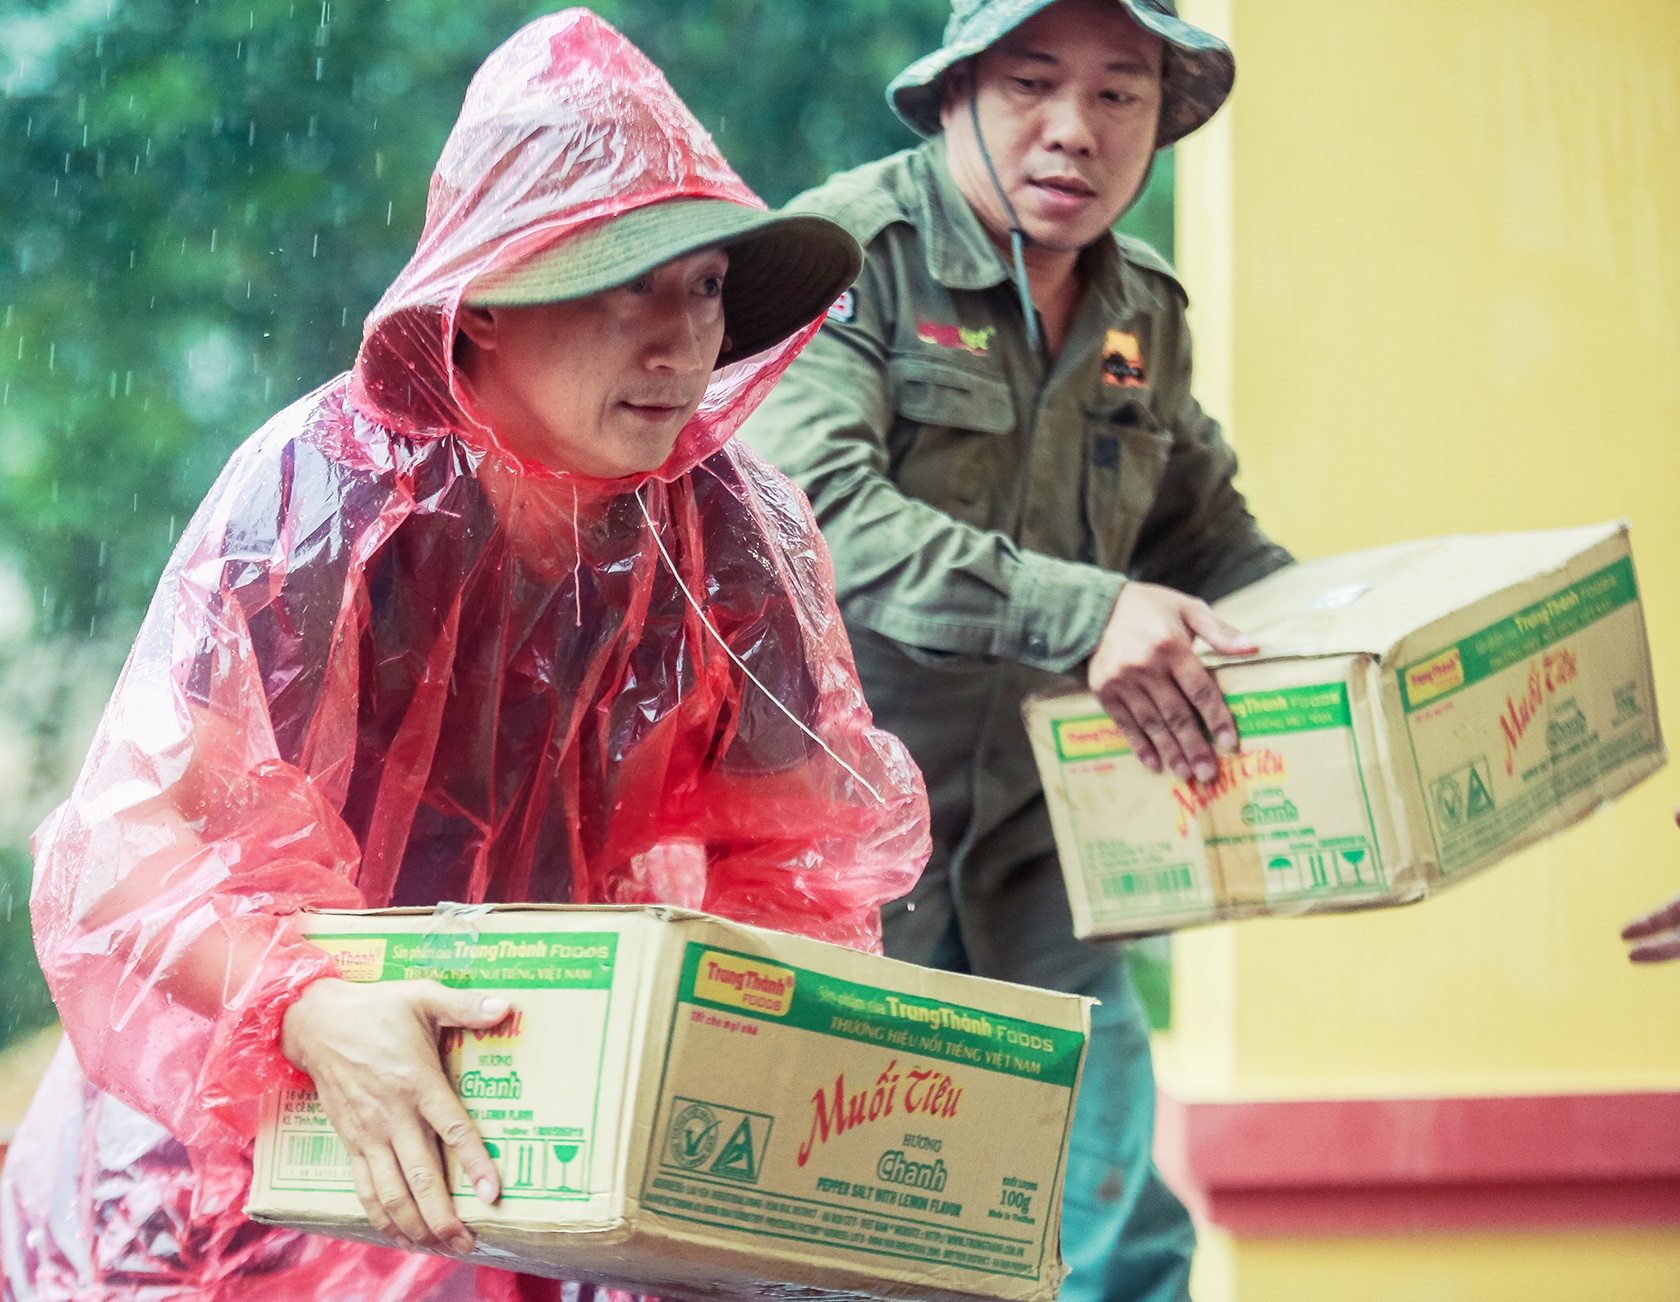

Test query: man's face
[456,248,729,478]
[941,0,1164,254]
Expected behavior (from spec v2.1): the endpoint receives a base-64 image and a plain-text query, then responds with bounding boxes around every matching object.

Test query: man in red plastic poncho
[0,13,929,1302]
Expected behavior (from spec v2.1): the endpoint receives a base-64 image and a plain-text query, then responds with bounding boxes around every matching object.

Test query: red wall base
[1154,1089,1680,1235]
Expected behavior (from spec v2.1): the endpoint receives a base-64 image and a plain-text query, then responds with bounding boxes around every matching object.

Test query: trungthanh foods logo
[695,952,796,1016]
[319,938,388,983]
[1405,647,1465,706]
[1053,714,1128,761]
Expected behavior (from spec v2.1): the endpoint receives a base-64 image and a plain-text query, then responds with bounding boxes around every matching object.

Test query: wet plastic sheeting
[1,12,928,1301]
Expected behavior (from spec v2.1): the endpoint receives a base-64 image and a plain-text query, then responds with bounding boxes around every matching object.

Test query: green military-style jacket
[741,138,1289,990]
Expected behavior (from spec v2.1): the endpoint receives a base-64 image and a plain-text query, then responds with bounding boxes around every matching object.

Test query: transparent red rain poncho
[0,12,929,1301]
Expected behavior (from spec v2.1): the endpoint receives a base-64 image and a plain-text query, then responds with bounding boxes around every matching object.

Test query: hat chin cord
[969,84,1043,355]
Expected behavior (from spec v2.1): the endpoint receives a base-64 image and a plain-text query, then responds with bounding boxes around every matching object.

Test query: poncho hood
[350,8,810,485]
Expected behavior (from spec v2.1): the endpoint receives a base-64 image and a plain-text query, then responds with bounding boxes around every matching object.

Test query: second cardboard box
[1025,522,1665,938]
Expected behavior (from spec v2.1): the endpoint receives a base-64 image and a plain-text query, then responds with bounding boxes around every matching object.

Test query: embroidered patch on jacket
[917,321,996,355]
[826,289,856,324]
[1102,329,1147,387]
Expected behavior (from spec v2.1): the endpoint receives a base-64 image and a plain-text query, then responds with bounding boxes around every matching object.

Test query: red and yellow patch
[917,321,995,356]
[1102,329,1147,387]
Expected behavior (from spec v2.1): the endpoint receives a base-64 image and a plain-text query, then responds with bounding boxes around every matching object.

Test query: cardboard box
[248,905,1090,1302]
[1025,522,1666,938]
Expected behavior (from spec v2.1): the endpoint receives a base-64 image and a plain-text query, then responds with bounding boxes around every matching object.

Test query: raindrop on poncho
[1,13,929,1301]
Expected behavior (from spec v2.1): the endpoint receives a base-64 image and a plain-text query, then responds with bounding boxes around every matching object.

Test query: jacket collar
[910,136,1012,292]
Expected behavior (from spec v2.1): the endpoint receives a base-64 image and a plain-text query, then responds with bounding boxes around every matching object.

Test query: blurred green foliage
[0,0,1173,1053]
[0,847,55,1049]
[0,0,1171,634]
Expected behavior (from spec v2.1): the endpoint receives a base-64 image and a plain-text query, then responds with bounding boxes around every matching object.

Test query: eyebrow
[1002,45,1156,75]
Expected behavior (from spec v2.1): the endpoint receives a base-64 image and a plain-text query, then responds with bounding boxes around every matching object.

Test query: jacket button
[1026,633,1049,659]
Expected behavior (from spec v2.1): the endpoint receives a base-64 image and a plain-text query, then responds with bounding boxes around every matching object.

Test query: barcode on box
[280,1130,351,1180]
[1100,864,1196,899]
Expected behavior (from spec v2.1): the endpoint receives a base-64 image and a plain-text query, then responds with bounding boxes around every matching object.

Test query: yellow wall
[1189,1226,1680,1302]
[1163,1,1680,1295]
[1162,0,1680,1103]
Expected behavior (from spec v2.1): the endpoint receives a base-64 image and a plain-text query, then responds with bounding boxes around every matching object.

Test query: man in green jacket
[742,0,1290,1296]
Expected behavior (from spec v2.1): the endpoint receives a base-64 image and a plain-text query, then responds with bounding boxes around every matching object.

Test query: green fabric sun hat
[888,0,1235,148]
[464,198,862,366]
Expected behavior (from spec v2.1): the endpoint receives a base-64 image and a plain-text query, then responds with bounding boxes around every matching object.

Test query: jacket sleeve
[1125,292,1293,602]
[737,247,1124,676]
[27,417,390,1152]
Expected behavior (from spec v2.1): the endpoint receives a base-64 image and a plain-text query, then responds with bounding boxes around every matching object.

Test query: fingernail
[1171,762,1191,781]
[480,997,509,1018]
[1142,754,1162,773]
[391,1233,414,1252]
[1195,762,1217,783]
[1217,731,1238,754]
[476,1177,499,1204]
[450,1232,475,1256]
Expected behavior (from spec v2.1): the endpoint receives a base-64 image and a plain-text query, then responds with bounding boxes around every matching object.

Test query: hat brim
[464,199,862,367]
[887,0,1234,149]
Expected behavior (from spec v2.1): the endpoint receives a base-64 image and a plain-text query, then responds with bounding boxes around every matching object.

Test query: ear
[719,333,734,359]
[938,60,975,122]
[455,304,500,352]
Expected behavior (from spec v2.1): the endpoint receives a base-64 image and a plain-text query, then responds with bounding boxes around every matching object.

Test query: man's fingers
[1629,932,1680,963]
[1622,895,1680,940]
[411,985,505,1205]
[1169,654,1239,757]
[419,1084,501,1207]
[363,1145,435,1249]
[1123,685,1192,782]
[392,1124,474,1256]
[1184,604,1258,657]
[350,1152,413,1251]
[422,984,511,1031]
[1102,695,1160,773]
[1141,676,1218,784]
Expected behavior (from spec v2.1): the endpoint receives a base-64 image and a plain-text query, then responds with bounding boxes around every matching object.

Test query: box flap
[1210,522,1626,663]
[302,902,712,921]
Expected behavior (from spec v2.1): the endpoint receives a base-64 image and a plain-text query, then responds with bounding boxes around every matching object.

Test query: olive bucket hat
[464,198,862,367]
[887,0,1235,148]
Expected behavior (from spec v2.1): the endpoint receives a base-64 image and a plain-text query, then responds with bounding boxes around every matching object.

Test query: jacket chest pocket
[888,354,1016,527]
[1083,401,1173,571]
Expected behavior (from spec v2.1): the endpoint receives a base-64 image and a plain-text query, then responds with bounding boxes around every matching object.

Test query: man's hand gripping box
[1025,523,1666,938]
[248,905,1090,1302]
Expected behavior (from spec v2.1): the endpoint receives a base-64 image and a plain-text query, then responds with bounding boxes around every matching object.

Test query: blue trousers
[910,921,1195,1302]
[1057,961,1196,1302]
